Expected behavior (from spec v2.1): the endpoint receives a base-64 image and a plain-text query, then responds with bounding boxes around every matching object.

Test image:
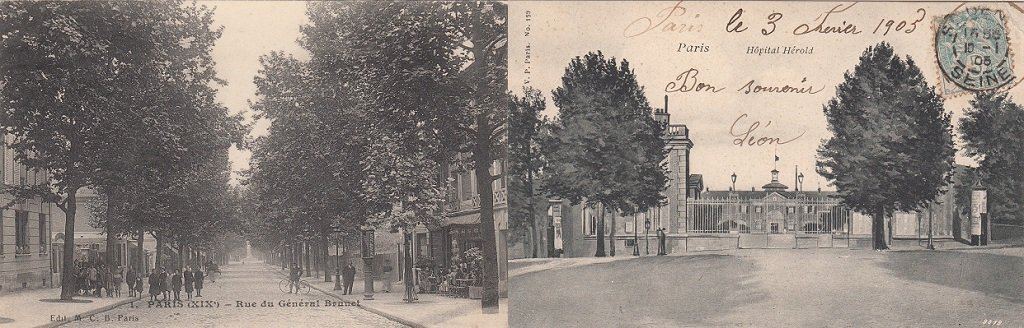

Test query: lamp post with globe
[731,172,737,191]
[798,173,804,192]
[332,225,344,290]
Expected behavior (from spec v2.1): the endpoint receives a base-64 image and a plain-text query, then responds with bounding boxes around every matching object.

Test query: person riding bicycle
[288,263,303,293]
[206,261,220,283]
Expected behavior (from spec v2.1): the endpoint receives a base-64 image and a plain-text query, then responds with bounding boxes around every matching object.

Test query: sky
[509,1,1024,192]
[206,1,309,184]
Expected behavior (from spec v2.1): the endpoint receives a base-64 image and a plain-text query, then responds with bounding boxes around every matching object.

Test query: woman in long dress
[184,267,194,300]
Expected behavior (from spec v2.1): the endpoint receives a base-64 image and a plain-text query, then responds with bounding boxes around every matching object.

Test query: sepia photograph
[507,1,1023,327]
[0,1,507,327]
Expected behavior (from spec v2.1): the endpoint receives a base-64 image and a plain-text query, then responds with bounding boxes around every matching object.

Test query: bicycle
[208,270,220,284]
[278,278,311,294]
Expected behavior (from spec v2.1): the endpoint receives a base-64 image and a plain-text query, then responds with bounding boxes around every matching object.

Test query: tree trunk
[155,232,163,270]
[595,205,606,257]
[527,225,538,258]
[310,242,317,278]
[137,229,145,273]
[872,209,889,250]
[304,241,311,277]
[527,170,539,258]
[403,231,415,300]
[340,237,349,272]
[473,111,500,314]
[609,209,616,257]
[322,234,332,282]
[59,188,80,300]
[177,243,184,271]
[104,191,117,268]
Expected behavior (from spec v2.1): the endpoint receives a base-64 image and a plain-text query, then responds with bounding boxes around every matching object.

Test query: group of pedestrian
[126,268,143,297]
[146,266,205,302]
[71,261,121,297]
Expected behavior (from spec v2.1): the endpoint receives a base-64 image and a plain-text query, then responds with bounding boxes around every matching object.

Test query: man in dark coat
[183,267,194,300]
[171,270,183,301]
[147,271,160,302]
[126,268,137,297]
[159,268,170,300]
[342,262,356,295]
[657,228,667,255]
[193,267,204,297]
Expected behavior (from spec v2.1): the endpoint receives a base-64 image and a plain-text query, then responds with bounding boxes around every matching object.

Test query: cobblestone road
[62,263,407,328]
[511,248,1024,327]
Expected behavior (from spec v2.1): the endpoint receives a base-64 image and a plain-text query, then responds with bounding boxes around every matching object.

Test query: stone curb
[306,281,427,328]
[882,243,1023,252]
[36,296,143,328]
[268,266,426,328]
[943,243,1024,251]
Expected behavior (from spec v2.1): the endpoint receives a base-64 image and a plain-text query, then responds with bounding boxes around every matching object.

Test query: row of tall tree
[0,1,246,300]
[243,2,507,312]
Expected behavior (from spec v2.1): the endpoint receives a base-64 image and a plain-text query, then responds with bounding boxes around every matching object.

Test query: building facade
[556,97,963,257]
[1,134,54,293]
[398,153,509,296]
[50,187,139,284]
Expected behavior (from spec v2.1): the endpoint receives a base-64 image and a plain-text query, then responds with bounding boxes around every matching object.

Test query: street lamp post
[332,226,343,290]
[361,225,375,300]
[798,173,804,192]
[644,216,651,255]
[547,211,556,258]
[927,202,936,250]
[731,172,737,191]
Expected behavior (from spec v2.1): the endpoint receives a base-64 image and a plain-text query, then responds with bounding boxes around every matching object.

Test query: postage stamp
[936,7,1016,94]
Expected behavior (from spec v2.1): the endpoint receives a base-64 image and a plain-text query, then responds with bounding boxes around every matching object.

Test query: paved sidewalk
[273,267,507,328]
[888,238,1024,251]
[508,256,638,278]
[0,286,140,328]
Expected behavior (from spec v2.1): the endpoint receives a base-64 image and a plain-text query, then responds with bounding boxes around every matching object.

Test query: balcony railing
[667,124,688,138]
[15,244,31,255]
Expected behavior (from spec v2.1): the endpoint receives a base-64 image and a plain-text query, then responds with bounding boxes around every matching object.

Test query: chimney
[654,95,670,126]
[795,165,799,192]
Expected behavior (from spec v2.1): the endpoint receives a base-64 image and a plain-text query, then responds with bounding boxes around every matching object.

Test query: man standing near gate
[342,262,356,295]
[657,228,667,255]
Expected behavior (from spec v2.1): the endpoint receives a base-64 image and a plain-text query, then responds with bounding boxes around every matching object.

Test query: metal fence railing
[687,196,851,235]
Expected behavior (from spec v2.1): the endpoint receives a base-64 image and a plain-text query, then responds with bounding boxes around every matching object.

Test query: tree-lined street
[244,1,508,314]
[61,263,406,328]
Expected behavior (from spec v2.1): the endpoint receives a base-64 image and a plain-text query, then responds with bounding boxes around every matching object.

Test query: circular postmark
[936,7,1015,91]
